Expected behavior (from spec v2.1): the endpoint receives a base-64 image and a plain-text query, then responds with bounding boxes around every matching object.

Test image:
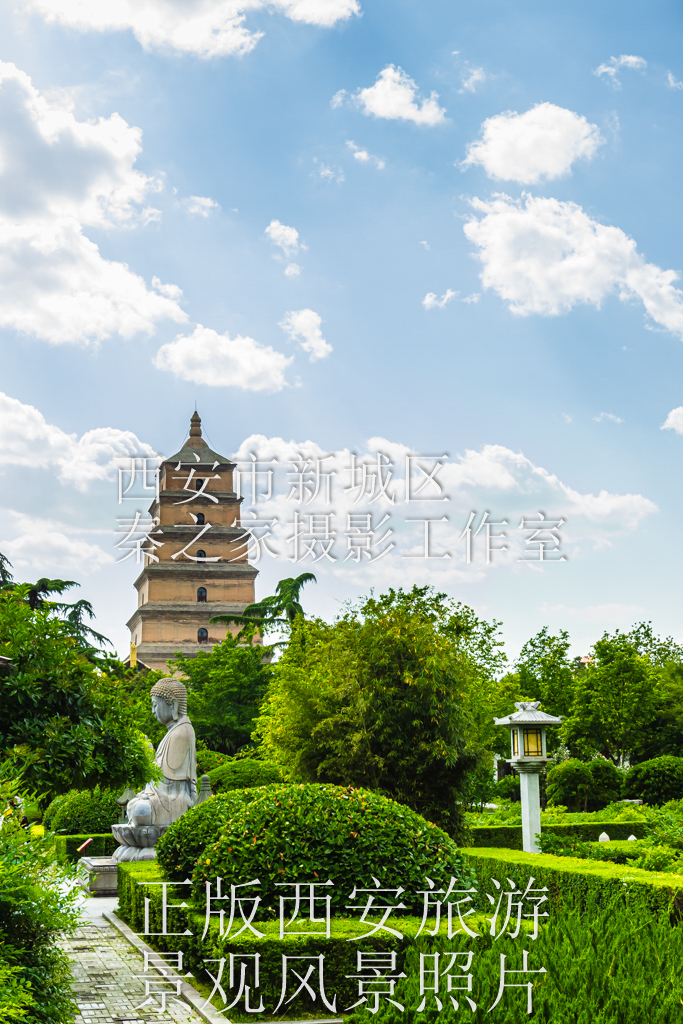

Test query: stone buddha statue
[112,678,197,862]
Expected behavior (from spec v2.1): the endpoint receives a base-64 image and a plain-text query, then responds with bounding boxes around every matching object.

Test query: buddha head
[150,677,188,725]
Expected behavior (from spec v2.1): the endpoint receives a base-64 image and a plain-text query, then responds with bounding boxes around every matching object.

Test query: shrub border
[462,846,683,917]
[469,821,647,849]
[53,833,118,862]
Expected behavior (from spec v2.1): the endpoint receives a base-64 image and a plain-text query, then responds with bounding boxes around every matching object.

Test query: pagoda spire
[189,411,202,438]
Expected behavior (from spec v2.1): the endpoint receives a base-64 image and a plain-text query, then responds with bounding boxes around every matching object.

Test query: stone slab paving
[59,898,206,1024]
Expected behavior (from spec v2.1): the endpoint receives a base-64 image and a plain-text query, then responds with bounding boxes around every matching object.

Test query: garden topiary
[43,791,75,830]
[207,759,284,793]
[49,787,120,834]
[192,783,473,915]
[156,790,262,880]
[625,756,683,806]
[196,747,229,776]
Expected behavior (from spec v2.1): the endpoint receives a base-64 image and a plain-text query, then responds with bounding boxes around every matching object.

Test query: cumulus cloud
[356,66,447,126]
[667,72,683,90]
[265,219,300,257]
[227,435,656,586]
[154,324,292,391]
[279,308,332,360]
[1,515,114,575]
[284,263,301,277]
[346,140,385,169]
[462,103,603,184]
[423,289,457,310]
[184,195,220,216]
[661,407,683,433]
[22,0,361,59]
[0,390,157,490]
[463,193,683,338]
[0,61,186,344]
[594,55,647,87]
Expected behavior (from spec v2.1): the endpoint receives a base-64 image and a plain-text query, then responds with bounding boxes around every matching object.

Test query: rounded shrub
[196,748,229,776]
[49,787,120,834]
[625,756,683,806]
[156,790,262,880]
[207,759,283,793]
[192,783,472,915]
[43,791,74,830]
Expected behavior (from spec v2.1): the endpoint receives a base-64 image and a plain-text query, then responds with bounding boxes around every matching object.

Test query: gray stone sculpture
[112,677,197,862]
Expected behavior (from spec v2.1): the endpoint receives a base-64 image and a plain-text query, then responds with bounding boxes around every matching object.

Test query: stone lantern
[494,701,562,853]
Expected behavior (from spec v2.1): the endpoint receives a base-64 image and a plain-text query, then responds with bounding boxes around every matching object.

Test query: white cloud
[594,412,623,424]
[154,324,292,391]
[0,61,186,344]
[462,292,480,304]
[419,240,430,250]
[423,289,457,310]
[330,89,347,108]
[265,219,300,257]
[1,516,114,575]
[661,407,683,433]
[356,66,447,126]
[667,72,683,91]
[563,413,572,424]
[22,0,361,59]
[346,140,385,169]
[462,103,603,184]
[594,55,647,87]
[460,66,486,93]
[463,193,683,339]
[227,435,657,587]
[0,390,157,490]
[279,308,332,360]
[184,195,220,216]
[284,262,301,277]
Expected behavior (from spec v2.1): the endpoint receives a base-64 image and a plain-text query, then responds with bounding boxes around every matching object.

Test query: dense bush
[156,790,261,880]
[547,758,623,811]
[196,748,229,776]
[192,783,473,915]
[43,792,74,830]
[0,769,79,1023]
[207,759,283,793]
[625,756,683,805]
[49,787,120,835]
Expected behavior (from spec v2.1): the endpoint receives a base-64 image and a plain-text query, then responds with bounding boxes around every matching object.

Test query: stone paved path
[59,898,205,1024]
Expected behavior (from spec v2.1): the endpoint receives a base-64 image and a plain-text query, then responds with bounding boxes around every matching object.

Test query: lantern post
[494,701,562,853]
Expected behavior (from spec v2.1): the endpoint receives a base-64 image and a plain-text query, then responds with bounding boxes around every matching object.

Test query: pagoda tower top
[166,411,235,467]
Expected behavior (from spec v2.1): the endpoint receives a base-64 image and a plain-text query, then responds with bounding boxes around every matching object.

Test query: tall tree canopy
[254,585,504,838]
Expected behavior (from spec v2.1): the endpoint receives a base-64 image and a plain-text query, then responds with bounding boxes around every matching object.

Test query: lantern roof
[494,700,562,726]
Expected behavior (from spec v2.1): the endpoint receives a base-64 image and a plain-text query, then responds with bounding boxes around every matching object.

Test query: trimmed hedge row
[462,847,683,918]
[116,862,466,1017]
[469,820,648,849]
[54,833,118,862]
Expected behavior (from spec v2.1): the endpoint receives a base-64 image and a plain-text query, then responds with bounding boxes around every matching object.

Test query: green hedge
[53,833,118,862]
[116,862,465,1017]
[462,847,683,918]
[117,860,683,1022]
[469,820,647,849]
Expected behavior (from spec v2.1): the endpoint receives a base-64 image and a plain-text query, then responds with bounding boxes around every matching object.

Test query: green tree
[210,572,316,634]
[170,628,272,754]
[254,586,502,838]
[515,627,576,719]
[563,628,658,766]
[0,586,156,800]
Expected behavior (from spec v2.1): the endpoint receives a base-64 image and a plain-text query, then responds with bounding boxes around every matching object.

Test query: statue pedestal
[111,823,171,862]
[79,856,118,896]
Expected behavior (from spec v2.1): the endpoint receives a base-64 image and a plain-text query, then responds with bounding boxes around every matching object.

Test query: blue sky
[0,0,682,662]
